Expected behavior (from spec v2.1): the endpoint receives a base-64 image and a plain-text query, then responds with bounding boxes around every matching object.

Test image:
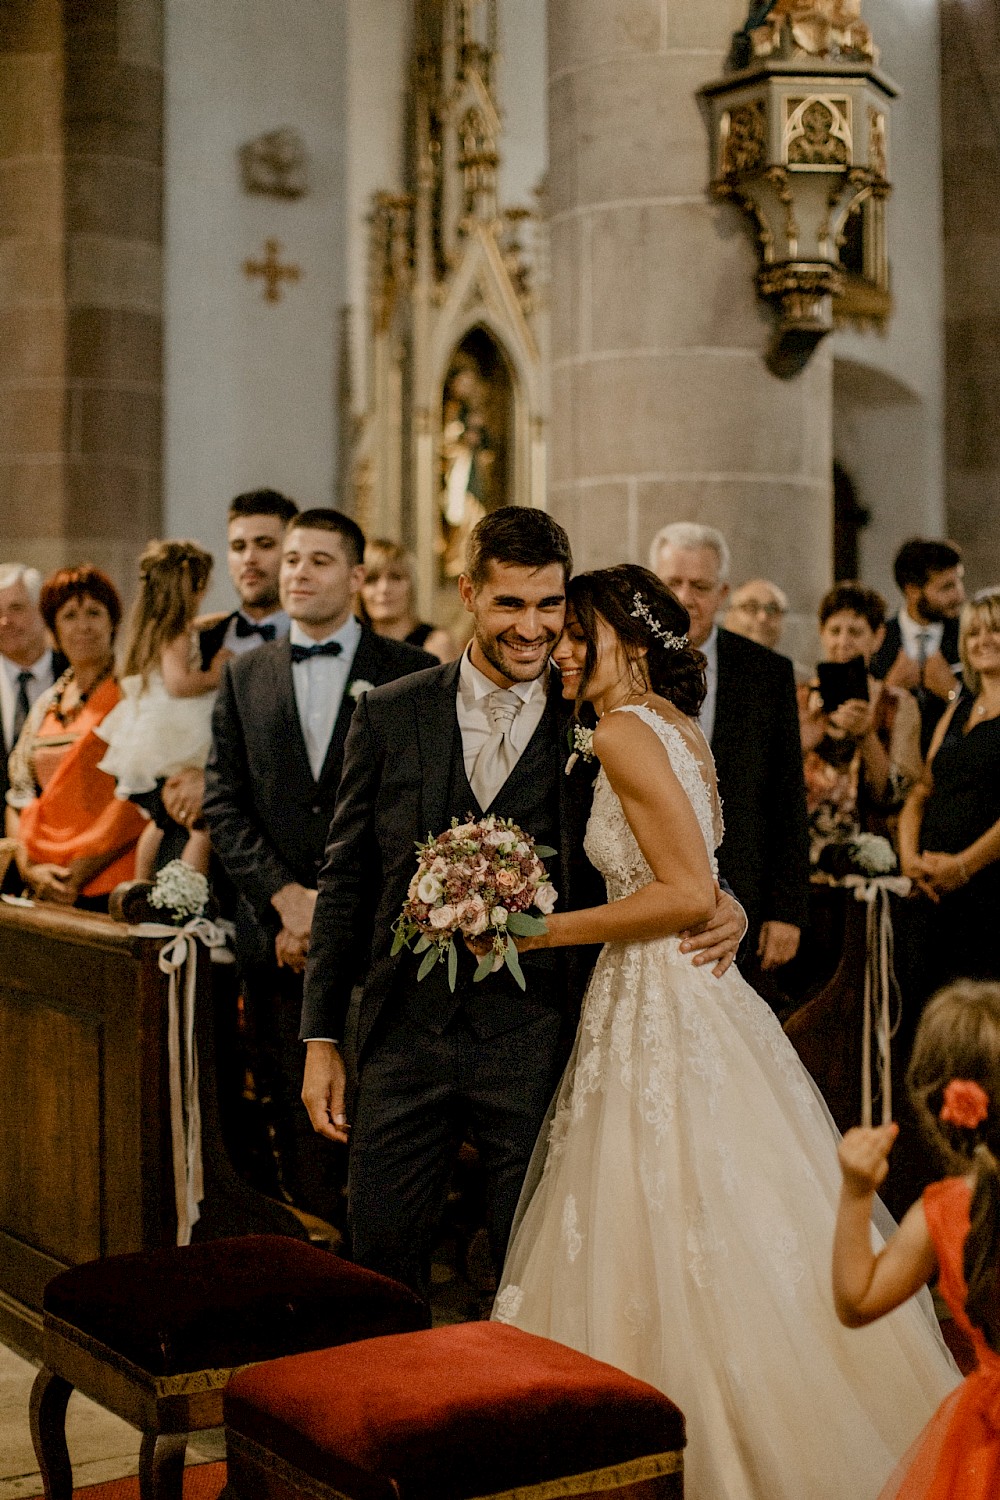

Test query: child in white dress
[97,539,230,877]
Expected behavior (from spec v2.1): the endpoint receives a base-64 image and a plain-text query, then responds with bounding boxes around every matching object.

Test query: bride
[492,564,959,1500]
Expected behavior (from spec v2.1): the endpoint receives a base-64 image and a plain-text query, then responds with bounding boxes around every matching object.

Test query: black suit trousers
[245,955,345,1224]
[347,1007,565,1302]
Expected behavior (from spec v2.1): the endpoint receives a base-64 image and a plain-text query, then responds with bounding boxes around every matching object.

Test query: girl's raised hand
[838,1123,899,1198]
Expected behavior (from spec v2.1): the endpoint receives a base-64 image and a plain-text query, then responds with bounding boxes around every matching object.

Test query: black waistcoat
[394,701,564,1038]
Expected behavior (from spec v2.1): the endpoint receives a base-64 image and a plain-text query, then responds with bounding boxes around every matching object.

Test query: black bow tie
[290,640,343,663]
[234,615,277,642]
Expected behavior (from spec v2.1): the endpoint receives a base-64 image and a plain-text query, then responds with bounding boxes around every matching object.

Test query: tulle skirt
[495,935,961,1500]
[877,1364,1000,1500]
[96,672,215,795]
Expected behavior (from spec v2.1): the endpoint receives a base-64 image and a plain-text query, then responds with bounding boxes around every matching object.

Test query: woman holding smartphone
[786,581,923,1003]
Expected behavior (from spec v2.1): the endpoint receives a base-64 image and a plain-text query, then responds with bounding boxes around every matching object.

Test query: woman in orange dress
[834,978,1000,1499]
[5,566,147,911]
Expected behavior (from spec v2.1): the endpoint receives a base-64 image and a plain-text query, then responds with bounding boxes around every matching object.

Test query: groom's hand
[302,1040,350,1144]
[679,884,746,977]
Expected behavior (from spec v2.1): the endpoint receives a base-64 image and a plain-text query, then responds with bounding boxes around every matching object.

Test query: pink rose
[495,868,519,890]
[429,904,457,930]
[460,898,489,936]
[534,882,558,915]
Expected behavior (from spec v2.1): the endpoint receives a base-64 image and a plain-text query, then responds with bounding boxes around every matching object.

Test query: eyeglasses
[733,600,786,619]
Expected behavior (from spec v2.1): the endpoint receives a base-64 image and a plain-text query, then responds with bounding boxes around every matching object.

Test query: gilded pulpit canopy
[699,0,895,377]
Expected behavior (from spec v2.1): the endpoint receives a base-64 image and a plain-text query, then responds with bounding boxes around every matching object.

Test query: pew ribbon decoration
[134,916,228,1244]
[842,875,911,1129]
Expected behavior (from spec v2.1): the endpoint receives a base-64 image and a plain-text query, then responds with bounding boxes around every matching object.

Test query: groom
[300,507,744,1299]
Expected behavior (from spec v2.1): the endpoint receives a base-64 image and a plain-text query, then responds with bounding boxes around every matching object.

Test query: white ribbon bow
[134,917,228,1244]
[842,875,911,1128]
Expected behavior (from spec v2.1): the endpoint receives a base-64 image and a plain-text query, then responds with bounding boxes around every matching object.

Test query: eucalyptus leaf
[505,935,526,992]
[506,911,548,936]
[390,925,408,956]
[533,845,557,859]
[473,950,496,983]
[417,945,440,982]
[413,934,432,954]
[447,939,458,993]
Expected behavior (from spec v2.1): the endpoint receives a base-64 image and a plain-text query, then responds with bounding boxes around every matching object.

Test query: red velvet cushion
[225,1322,685,1500]
[44,1236,426,1375]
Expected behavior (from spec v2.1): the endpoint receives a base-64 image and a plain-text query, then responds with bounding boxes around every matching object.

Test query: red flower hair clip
[939,1079,990,1131]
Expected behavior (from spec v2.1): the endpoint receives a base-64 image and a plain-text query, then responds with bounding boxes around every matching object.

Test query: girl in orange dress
[833,978,1000,1500]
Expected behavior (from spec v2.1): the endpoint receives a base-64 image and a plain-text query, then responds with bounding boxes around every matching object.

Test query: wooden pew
[0,901,306,1359]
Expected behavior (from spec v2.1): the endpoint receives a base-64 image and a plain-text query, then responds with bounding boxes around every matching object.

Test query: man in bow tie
[160,489,298,835]
[204,509,435,1221]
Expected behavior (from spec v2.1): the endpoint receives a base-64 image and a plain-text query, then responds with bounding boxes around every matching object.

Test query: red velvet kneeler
[31,1236,426,1500]
[223,1322,686,1499]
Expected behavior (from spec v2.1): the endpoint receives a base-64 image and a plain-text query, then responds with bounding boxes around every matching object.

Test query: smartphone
[817,656,869,714]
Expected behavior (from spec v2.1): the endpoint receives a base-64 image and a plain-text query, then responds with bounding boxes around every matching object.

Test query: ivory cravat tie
[470,688,522,809]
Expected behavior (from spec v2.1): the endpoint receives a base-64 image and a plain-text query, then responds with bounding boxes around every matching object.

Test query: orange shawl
[18,677,148,896]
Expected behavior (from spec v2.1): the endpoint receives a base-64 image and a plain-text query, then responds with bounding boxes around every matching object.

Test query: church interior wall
[829,0,947,602]
[163,0,349,612]
[940,0,1000,588]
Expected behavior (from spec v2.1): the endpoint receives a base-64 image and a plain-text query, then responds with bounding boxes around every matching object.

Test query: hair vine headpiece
[630,592,688,651]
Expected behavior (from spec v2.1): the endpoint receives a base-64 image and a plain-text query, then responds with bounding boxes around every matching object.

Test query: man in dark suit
[300,508,745,1301]
[652,523,809,998]
[869,537,965,754]
[0,564,67,816]
[204,508,434,1221]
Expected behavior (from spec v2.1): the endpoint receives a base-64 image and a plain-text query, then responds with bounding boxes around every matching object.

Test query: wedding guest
[833,980,997,1498]
[724,578,789,651]
[788,582,923,1001]
[0,564,66,814]
[204,509,435,1221]
[6,566,146,910]
[870,538,966,753]
[651,521,809,999]
[161,487,298,849]
[358,539,457,662]
[898,587,1000,998]
[96,540,229,879]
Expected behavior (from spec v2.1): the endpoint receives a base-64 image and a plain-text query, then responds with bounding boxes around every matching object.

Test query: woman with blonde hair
[898,587,1000,993]
[96,539,230,876]
[358,539,456,663]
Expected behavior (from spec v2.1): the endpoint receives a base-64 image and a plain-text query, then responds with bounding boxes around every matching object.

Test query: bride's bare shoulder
[593,707,671,777]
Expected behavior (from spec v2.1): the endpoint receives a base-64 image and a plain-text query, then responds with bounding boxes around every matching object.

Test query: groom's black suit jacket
[300,659,605,1062]
[204,625,434,955]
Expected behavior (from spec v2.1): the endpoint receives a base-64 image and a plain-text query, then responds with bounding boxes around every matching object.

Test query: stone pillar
[940,0,1000,586]
[0,0,162,592]
[546,0,833,612]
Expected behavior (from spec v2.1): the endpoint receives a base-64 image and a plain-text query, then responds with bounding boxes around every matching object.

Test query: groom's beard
[476,628,559,684]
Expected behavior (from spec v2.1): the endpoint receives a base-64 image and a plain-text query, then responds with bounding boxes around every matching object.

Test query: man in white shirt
[204,509,434,1220]
[869,537,965,752]
[161,489,297,835]
[0,564,64,815]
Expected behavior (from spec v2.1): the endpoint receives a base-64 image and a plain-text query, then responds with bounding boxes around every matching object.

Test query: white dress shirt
[456,648,549,780]
[290,615,362,779]
[896,609,944,662]
[0,649,56,754]
[223,608,290,656]
[697,626,719,745]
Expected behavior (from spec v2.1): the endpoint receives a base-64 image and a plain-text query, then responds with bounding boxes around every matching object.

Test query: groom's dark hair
[465,506,573,589]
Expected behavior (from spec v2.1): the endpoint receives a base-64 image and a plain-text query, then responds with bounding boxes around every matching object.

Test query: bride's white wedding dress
[494,704,959,1500]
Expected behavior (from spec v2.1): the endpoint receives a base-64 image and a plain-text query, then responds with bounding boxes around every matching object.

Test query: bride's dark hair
[567,564,707,717]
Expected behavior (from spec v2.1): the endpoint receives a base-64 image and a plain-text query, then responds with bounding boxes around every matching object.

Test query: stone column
[0,0,162,592]
[940,0,1000,586]
[546,0,833,612]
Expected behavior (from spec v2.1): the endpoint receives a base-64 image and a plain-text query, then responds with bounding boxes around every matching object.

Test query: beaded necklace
[49,660,114,728]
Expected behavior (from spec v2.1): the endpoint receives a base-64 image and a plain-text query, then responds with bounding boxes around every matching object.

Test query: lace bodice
[583,703,721,899]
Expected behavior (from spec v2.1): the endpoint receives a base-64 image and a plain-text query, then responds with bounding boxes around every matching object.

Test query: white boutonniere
[348,679,374,700]
[564,723,595,775]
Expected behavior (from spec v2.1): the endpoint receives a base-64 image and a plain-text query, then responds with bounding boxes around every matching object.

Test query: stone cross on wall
[242,239,302,303]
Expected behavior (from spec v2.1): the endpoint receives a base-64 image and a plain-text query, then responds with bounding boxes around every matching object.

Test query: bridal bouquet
[391,816,557,993]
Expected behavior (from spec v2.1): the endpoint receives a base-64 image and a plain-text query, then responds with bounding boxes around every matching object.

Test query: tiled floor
[0,1343,223,1500]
